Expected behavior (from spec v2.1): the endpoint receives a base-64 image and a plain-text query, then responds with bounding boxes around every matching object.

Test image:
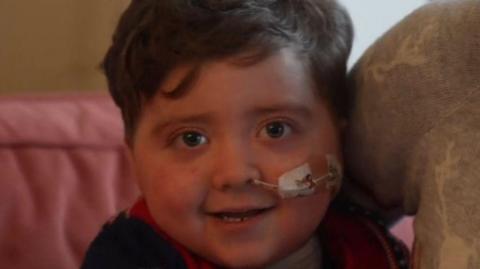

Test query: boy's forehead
[138,48,327,128]
[156,48,312,98]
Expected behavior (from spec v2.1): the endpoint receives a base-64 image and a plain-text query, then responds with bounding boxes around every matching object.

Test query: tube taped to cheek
[277,163,315,198]
[253,155,342,199]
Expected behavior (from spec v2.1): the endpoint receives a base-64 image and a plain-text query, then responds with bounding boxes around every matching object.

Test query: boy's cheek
[137,167,200,198]
[139,172,203,226]
[274,192,331,252]
[133,157,208,205]
[292,191,332,228]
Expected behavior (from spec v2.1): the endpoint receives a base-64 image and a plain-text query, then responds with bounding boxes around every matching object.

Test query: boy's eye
[180,131,208,147]
[261,121,292,139]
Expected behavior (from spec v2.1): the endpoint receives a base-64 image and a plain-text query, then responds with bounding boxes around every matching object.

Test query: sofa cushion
[0,94,139,269]
[345,1,480,267]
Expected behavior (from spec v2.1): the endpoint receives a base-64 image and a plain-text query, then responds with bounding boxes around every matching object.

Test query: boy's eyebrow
[151,113,213,134]
[248,103,313,120]
[151,103,313,134]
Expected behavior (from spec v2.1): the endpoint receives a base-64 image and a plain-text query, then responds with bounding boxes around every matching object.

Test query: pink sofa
[0,93,412,268]
[0,94,139,268]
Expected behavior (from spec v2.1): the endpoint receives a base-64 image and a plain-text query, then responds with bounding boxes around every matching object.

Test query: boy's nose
[210,140,261,191]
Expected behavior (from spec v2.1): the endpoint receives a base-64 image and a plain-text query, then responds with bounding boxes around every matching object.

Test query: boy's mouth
[209,207,275,223]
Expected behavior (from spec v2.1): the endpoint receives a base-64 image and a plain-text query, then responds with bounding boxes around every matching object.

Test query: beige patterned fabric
[344,1,480,268]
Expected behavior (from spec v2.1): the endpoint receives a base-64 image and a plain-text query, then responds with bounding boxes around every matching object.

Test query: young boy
[83,1,409,268]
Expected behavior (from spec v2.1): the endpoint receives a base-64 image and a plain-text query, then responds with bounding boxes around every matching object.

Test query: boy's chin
[209,245,287,269]
[215,256,273,269]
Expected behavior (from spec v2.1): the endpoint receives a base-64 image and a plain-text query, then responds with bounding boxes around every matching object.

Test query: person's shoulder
[320,202,409,269]
[81,212,188,269]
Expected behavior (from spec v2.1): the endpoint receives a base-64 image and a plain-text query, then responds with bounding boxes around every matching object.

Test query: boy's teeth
[215,208,269,222]
[221,215,248,222]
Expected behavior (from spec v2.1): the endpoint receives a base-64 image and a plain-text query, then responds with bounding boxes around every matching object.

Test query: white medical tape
[252,155,342,199]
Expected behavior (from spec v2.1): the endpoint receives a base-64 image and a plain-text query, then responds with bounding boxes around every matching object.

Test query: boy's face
[131,49,342,268]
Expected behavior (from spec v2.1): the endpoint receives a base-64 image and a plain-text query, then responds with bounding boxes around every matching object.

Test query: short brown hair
[103,0,353,142]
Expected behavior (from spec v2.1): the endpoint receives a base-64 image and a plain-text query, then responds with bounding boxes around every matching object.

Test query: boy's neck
[266,236,323,269]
